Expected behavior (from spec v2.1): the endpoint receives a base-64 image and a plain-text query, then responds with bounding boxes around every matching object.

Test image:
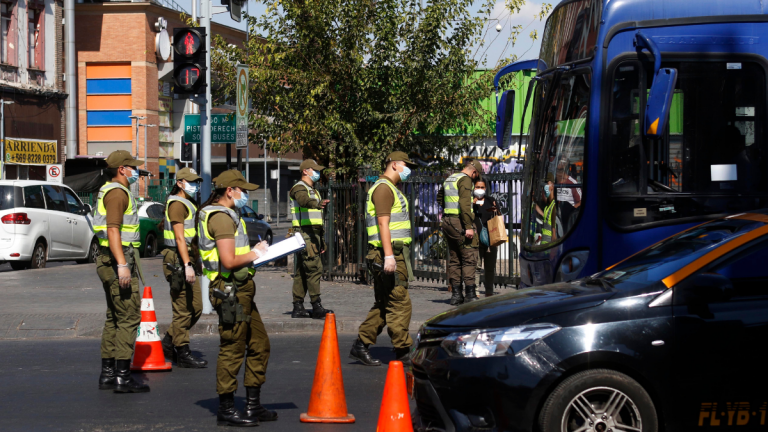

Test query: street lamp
[142,123,157,197]
[0,100,15,180]
[128,115,146,196]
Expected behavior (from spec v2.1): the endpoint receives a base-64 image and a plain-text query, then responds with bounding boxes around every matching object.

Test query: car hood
[425,283,615,329]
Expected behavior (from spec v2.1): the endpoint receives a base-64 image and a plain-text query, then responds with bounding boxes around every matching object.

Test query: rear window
[0,186,16,210]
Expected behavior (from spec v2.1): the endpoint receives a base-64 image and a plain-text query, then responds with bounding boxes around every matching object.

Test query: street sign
[46,164,63,183]
[236,64,249,149]
[184,114,236,144]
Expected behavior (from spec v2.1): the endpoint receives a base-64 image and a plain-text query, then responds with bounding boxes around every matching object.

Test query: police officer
[535,173,557,245]
[349,151,416,367]
[93,150,149,393]
[289,159,333,319]
[438,159,483,305]
[160,167,207,368]
[197,170,278,427]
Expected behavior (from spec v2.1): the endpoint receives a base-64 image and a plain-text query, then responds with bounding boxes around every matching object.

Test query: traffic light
[172,27,207,96]
[180,138,193,163]
[221,0,244,23]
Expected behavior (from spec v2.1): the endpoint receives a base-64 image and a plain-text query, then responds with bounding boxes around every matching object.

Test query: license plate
[406,371,415,398]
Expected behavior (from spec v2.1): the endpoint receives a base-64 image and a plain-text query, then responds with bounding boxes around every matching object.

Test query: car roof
[0,180,72,187]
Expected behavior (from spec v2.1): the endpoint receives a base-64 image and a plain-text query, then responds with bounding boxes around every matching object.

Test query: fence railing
[147,179,176,203]
[317,168,523,288]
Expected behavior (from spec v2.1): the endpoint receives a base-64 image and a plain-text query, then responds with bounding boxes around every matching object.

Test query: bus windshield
[523,69,590,250]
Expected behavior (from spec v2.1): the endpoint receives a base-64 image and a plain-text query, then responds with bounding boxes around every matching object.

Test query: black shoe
[175,345,208,368]
[162,333,175,361]
[113,360,150,393]
[464,284,479,303]
[98,358,116,390]
[449,283,464,305]
[245,386,278,422]
[217,392,259,427]
[310,300,333,320]
[393,347,413,367]
[291,301,311,318]
[349,338,381,366]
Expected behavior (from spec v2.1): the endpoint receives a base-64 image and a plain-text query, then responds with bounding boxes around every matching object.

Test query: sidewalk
[0,256,516,340]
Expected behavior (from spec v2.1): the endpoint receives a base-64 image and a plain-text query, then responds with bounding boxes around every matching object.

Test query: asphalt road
[0,333,411,431]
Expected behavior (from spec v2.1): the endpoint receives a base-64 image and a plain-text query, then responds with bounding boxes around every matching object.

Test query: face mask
[234,190,249,209]
[309,170,321,182]
[544,185,551,198]
[474,189,486,198]
[398,165,411,181]
[126,168,139,185]
[183,181,198,197]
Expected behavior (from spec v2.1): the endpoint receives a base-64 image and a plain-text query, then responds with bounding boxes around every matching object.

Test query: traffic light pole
[199,0,213,202]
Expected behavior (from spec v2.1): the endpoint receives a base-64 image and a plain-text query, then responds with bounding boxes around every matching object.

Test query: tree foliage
[210,0,497,177]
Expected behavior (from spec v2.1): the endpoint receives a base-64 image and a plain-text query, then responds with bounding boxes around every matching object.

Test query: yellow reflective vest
[93,182,140,247]
[365,178,411,247]
[163,195,197,247]
[290,181,323,227]
[197,205,254,281]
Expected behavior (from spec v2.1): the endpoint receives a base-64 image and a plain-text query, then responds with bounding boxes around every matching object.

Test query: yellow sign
[4,137,58,165]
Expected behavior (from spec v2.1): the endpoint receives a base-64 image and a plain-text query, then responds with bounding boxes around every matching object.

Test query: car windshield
[593,216,767,289]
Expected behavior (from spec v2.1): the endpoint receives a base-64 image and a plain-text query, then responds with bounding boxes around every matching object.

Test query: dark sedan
[239,205,273,246]
[412,211,768,432]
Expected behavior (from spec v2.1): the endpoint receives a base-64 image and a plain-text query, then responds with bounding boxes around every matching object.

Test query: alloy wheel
[32,243,46,269]
[90,240,100,263]
[561,386,642,432]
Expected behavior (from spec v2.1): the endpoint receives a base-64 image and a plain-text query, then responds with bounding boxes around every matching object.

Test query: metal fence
[317,168,523,288]
[147,179,176,203]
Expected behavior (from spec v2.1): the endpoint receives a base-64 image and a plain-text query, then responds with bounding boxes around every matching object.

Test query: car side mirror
[81,204,92,216]
[255,214,264,220]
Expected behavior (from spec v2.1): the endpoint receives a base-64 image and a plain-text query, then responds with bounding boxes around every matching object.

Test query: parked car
[239,205,273,246]
[0,180,98,270]
[411,210,768,432]
[136,200,165,258]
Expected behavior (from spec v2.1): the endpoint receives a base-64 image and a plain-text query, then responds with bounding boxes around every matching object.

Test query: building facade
[0,0,66,181]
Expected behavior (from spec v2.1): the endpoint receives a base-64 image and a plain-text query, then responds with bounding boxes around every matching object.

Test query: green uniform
[198,205,270,394]
[93,182,142,361]
[161,196,202,347]
[357,177,413,349]
[438,174,479,287]
[289,181,325,303]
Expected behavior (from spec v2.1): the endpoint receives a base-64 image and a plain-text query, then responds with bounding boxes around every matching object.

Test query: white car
[0,180,98,270]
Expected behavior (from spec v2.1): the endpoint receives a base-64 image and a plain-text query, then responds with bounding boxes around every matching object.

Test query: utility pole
[198,0,213,201]
[128,115,146,197]
[143,123,157,197]
[1,100,15,180]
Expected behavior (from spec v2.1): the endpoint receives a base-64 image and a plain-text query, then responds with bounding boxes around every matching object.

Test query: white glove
[383,255,396,274]
[252,241,269,259]
[184,265,196,283]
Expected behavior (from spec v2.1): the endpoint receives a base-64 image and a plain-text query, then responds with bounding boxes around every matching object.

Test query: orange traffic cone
[300,313,355,423]
[376,361,413,432]
[131,286,172,371]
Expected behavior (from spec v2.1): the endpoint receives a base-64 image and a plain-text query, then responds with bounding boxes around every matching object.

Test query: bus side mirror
[644,68,677,137]
[496,90,516,149]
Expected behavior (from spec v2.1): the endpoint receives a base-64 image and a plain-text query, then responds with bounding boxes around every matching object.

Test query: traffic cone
[376,361,413,432]
[131,286,172,371]
[300,313,355,423]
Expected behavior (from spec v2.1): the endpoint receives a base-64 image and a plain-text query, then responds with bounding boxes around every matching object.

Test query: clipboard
[253,232,306,268]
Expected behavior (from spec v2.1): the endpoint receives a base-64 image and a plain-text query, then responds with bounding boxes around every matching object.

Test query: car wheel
[538,369,657,432]
[29,241,47,270]
[144,234,157,258]
[10,261,28,271]
[78,239,100,264]
[265,231,273,245]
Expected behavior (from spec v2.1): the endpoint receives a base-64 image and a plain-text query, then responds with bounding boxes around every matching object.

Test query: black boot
[449,283,464,305]
[394,347,413,367]
[113,360,150,393]
[162,333,175,360]
[464,284,479,303]
[349,338,381,366]
[98,358,116,390]
[245,386,278,422]
[291,301,311,318]
[310,299,333,320]
[175,345,208,369]
[217,392,259,427]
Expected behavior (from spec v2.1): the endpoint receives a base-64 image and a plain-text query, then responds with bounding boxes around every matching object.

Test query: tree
[210,0,497,177]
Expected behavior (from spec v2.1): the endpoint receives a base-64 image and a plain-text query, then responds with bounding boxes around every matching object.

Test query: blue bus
[495,0,768,286]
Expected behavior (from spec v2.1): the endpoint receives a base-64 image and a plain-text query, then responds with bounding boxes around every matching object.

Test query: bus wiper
[583,276,615,290]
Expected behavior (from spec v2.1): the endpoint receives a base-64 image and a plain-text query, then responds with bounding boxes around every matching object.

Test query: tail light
[1,213,31,225]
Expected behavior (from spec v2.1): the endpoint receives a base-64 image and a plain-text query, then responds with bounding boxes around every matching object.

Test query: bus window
[524,70,590,249]
[608,60,767,229]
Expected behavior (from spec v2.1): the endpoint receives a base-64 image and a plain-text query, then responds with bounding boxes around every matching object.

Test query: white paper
[253,232,306,268]
[711,164,737,182]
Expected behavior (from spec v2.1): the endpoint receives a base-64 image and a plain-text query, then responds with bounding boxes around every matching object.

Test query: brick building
[0,0,66,180]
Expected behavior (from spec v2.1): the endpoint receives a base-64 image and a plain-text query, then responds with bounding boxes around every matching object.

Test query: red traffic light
[174,28,203,57]
[176,65,201,88]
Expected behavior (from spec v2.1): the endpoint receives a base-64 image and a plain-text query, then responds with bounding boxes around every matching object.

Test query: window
[42,185,67,212]
[608,60,768,229]
[0,186,16,210]
[27,8,37,68]
[1,1,12,65]
[241,206,257,219]
[146,204,164,220]
[23,185,45,209]
[63,188,83,215]
[523,69,590,250]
